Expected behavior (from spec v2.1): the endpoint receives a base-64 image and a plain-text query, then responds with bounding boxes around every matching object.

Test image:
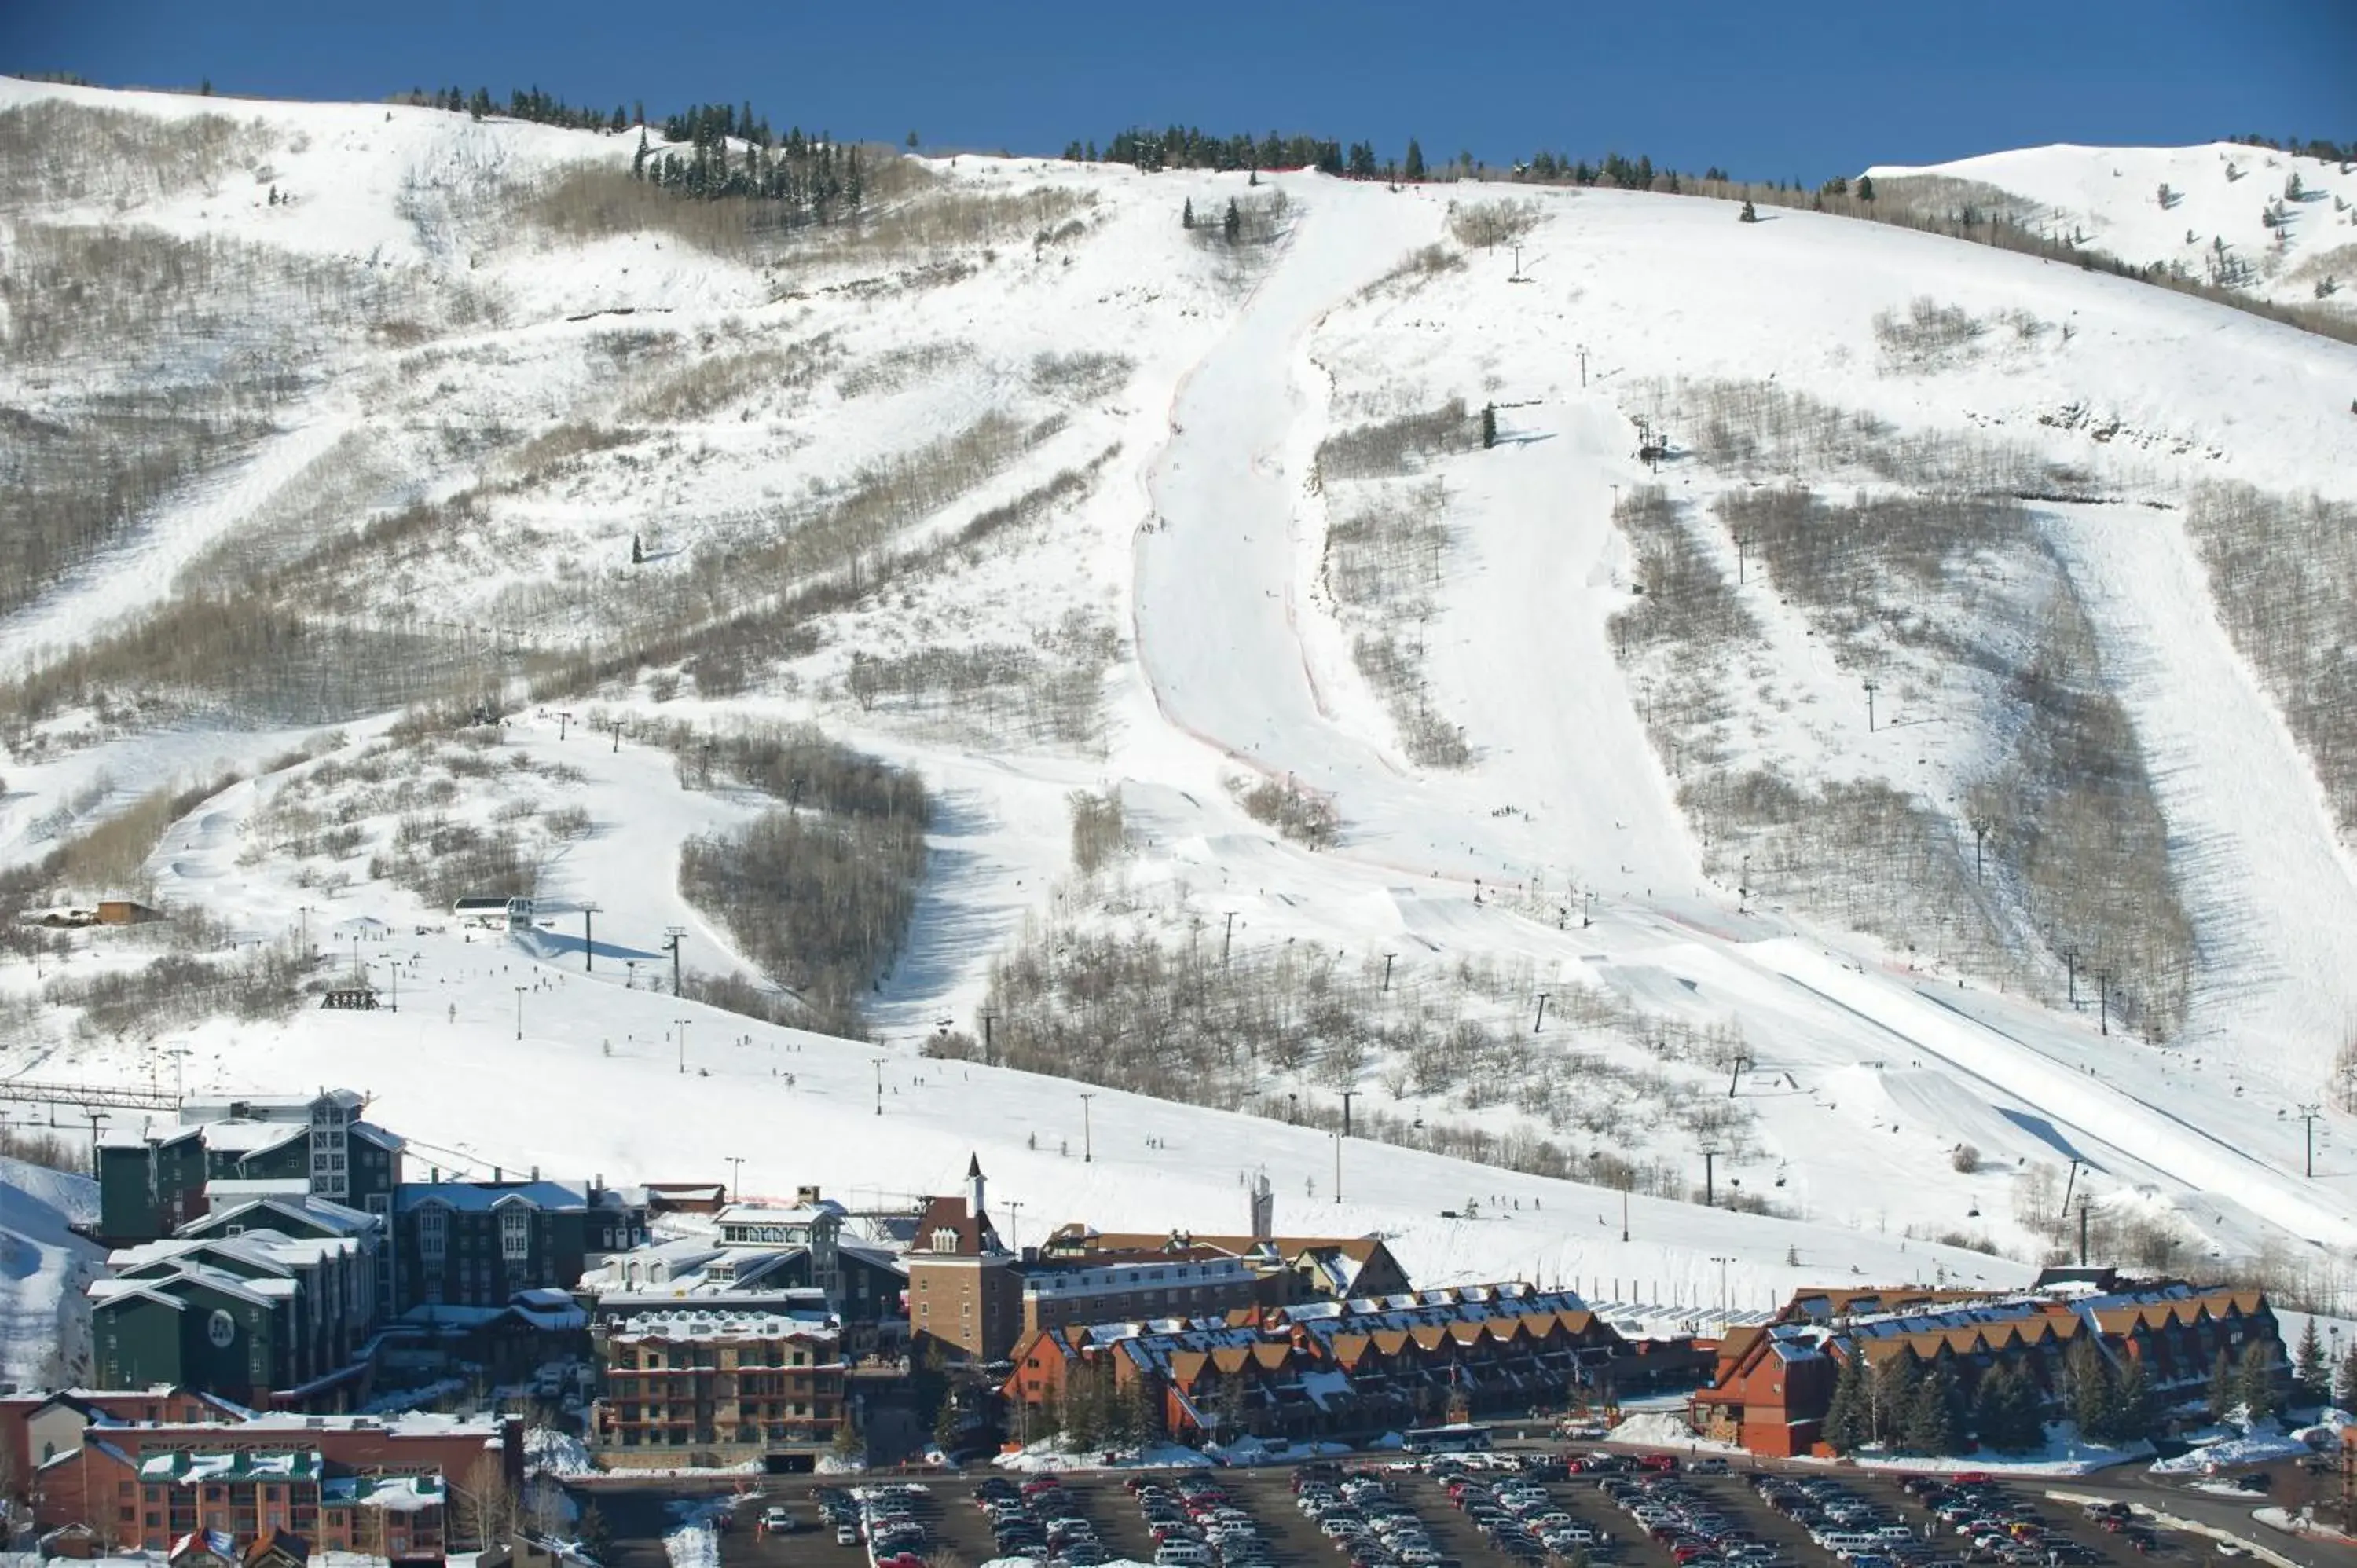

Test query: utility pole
[1222,912,1237,968]
[1970,819,1989,882]
[1078,1093,1096,1163]
[675,1017,691,1073]
[514,986,526,1041]
[581,901,601,973]
[1710,1255,1733,1335]
[1340,1090,1356,1138]
[1510,241,1523,281]
[2095,968,2112,1035]
[2062,946,2080,1009]
[1532,993,1550,1033]
[2077,1196,2091,1266]
[1863,678,1879,733]
[1728,1055,1752,1099]
[1620,1185,1629,1243]
[2298,1104,2322,1178]
[1733,531,1751,587]
[725,1156,744,1202]
[1702,1149,1721,1207]
[1334,1130,1343,1205]
[872,1057,886,1117]
[1381,954,1396,993]
[981,1009,998,1068]
[1576,344,1589,388]
[1005,1199,1025,1253]
[556,711,573,741]
[665,926,687,996]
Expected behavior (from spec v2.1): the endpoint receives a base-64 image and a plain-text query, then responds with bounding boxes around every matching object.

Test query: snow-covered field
[5,77,2357,1373]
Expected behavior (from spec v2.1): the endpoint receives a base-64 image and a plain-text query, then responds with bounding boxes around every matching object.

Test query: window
[418,1206,447,1262]
[500,1206,532,1260]
[933,1228,959,1251]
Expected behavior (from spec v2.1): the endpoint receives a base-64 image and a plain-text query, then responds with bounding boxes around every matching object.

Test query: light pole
[674,1017,691,1073]
[725,1156,745,1202]
[1333,1130,1343,1205]
[1006,1198,1025,1253]
[514,986,526,1041]
[1078,1093,1096,1163]
[1710,1255,1733,1335]
[873,1057,887,1116]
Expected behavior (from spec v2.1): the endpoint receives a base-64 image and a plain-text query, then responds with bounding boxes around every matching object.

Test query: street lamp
[872,1057,887,1116]
[674,1018,691,1073]
[1709,1255,1733,1335]
[725,1156,745,1202]
[1078,1093,1096,1163]
[514,986,526,1041]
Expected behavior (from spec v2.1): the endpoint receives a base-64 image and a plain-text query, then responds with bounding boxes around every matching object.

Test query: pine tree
[1223,198,1241,241]
[2293,1318,2328,1405]
[1182,198,1193,229]
[2063,1338,2115,1438]
[1877,1354,1926,1448]
[1903,1365,1962,1454]
[1972,1363,2041,1453]
[1404,139,1427,181]
[631,533,644,566]
[1823,1350,1869,1453]
[1739,200,1758,223]
[2207,1348,2238,1423]
[2110,1356,2157,1445]
[2238,1338,2282,1423]
[1857,174,1877,203]
[1482,403,1497,449]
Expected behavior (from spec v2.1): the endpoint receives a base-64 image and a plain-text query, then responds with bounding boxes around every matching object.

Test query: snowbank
[2150,1414,2322,1473]
[1852,1428,2148,1477]
[993,1437,1211,1473]
[1203,1434,1362,1467]
[1605,1412,1745,1453]
[662,1498,732,1568]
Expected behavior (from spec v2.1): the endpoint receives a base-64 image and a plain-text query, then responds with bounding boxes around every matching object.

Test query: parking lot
[659,1449,2191,1568]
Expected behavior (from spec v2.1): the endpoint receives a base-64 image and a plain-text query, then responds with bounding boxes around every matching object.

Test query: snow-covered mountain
[4,76,2357,1346]
[1865,140,2357,319]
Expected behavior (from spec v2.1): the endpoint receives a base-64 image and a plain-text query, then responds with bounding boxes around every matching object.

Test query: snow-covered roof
[605,1306,840,1343]
[397,1178,598,1213]
[140,1449,321,1483]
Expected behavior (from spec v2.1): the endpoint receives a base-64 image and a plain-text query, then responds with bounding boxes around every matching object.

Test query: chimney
[430,1166,441,1183]
[797,1185,822,1206]
[493,1165,504,1183]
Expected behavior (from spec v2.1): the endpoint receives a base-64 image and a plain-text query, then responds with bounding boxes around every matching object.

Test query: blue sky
[4,0,2349,181]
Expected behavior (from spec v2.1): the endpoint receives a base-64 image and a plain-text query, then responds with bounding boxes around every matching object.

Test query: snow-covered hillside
[5,76,2357,1359]
[1865,141,2357,319]
[0,1156,101,1390]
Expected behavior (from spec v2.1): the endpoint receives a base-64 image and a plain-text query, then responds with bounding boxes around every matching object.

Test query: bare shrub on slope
[1673,378,2078,496]
[669,723,929,1039]
[620,335,840,422]
[1068,789,1126,879]
[1445,198,1543,251]
[981,921,1756,1194]
[1965,584,2197,1037]
[1321,480,1470,768]
[1873,295,2048,372]
[844,610,1119,751]
[1315,400,1477,482]
[1607,485,1755,768]
[0,100,261,213]
[2184,482,2357,837]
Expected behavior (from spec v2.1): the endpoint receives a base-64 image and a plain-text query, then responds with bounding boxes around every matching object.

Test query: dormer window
[933,1228,959,1253]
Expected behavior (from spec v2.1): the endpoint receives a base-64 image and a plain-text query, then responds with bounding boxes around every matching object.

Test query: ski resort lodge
[1687,1273,2282,1457]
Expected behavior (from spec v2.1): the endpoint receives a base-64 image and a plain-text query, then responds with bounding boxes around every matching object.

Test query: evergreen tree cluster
[398,83,632,133]
[1097,126,1348,176]
[2229,132,2357,166]
[634,105,864,215]
[1054,1360,1162,1450]
[2208,1338,2286,1423]
[1824,1339,2168,1458]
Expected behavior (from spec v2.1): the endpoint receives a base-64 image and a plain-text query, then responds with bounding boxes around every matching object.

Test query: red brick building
[32,1412,518,1549]
[0,1390,247,1504]
[1689,1278,2281,1458]
[906,1157,1021,1363]
[1006,1284,1629,1441]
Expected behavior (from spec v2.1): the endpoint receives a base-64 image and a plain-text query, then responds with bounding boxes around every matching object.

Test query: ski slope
[5,80,2357,1343]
